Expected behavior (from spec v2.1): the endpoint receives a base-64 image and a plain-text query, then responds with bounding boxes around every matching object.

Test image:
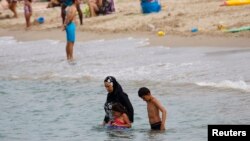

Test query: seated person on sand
[7,0,18,18]
[87,0,115,17]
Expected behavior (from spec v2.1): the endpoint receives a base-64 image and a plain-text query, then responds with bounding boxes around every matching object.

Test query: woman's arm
[103,115,109,124]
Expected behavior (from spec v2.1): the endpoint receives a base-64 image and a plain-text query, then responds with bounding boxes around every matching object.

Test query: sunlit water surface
[0,36,250,141]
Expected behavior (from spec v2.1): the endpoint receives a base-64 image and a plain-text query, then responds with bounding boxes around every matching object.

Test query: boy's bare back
[138,87,167,130]
[147,97,162,124]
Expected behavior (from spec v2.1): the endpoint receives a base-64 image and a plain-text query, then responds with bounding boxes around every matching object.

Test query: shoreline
[0,29,250,48]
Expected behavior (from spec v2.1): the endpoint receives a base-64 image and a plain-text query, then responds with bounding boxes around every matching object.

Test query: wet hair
[112,103,127,114]
[138,87,150,97]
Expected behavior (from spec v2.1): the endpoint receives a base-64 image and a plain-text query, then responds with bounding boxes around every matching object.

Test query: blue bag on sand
[37,17,45,24]
[141,0,161,14]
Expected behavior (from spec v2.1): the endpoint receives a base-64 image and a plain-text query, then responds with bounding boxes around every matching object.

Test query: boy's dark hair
[138,87,150,97]
[112,103,127,114]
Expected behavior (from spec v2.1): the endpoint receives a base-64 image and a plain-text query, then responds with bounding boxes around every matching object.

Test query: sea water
[0,36,250,141]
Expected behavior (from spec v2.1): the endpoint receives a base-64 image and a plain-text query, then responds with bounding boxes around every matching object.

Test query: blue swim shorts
[66,22,76,42]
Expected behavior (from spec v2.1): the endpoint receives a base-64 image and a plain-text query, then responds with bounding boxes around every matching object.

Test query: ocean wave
[1,73,95,81]
[0,36,16,45]
[0,36,15,40]
[196,80,250,92]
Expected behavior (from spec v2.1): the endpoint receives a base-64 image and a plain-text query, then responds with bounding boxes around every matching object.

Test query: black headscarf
[104,76,124,102]
[103,76,134,123]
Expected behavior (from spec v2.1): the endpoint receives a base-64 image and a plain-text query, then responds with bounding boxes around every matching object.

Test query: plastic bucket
[141,1,161,14]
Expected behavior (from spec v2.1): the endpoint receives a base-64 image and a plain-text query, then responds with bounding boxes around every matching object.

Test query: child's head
[112,103,127,117]
[138,87,151,101]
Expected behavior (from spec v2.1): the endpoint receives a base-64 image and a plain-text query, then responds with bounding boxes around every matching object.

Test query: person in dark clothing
[102,76,134,125]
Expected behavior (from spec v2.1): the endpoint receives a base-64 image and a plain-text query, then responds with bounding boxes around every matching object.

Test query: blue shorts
[66,22,76,42]
[63,0,73,6]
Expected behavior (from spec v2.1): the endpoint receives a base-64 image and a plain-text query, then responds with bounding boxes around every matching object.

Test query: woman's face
[104,82,113,93]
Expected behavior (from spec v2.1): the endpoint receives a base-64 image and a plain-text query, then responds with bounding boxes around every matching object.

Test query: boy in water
[138,87,167,130]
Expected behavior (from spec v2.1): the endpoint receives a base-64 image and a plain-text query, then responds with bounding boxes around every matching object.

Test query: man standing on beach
[61,0,83,25]
[62,0,78,61]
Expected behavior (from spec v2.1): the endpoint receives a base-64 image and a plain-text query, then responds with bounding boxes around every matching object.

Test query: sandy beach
[0,0,250,46]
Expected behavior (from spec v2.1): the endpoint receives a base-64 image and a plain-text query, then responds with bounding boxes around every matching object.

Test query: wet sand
[0,29,249,47]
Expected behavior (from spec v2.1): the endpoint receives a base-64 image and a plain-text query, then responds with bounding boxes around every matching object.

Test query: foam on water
[196,80,250,92]
[1,37,250,84]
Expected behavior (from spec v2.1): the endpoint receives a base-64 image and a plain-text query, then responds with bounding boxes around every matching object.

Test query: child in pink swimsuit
[24,0,32,28]
[110,103,131,128]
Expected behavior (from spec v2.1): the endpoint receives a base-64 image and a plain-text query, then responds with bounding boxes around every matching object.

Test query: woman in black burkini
[102,76,134,125]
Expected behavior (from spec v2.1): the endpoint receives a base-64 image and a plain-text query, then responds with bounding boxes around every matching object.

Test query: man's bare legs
[25,14,31,29]
[66,42,74,61]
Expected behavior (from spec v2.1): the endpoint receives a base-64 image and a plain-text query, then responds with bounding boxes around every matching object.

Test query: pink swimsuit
[113,118,125,126]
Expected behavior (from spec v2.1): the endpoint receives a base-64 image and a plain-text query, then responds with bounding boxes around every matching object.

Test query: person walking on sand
[138,87,167,130]
[62,0,77,61]
[61,0,83,25]
[24,0,32,29]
